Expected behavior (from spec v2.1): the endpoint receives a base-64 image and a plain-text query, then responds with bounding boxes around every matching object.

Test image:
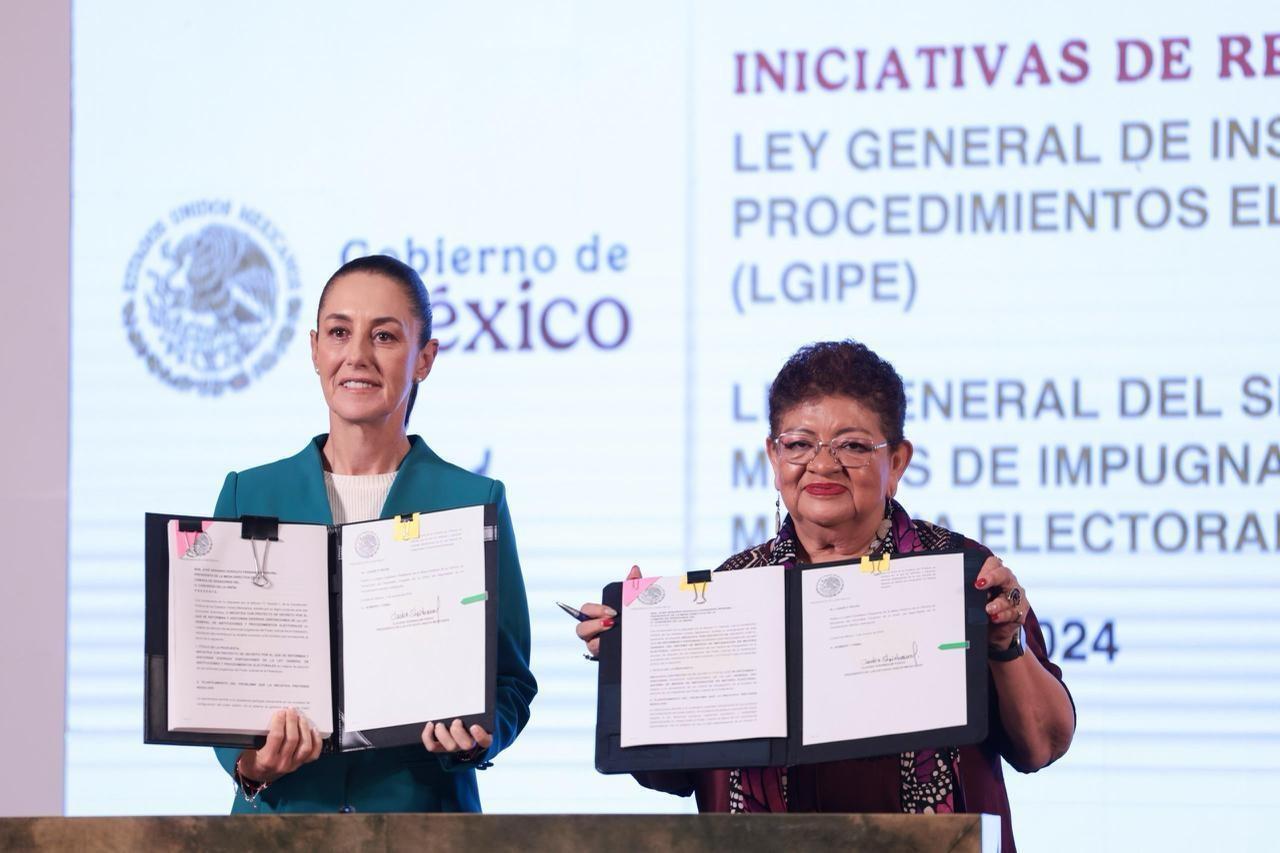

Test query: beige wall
[0,0,70,816]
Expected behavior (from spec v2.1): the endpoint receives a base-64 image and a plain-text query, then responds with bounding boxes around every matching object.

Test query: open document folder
[144,505,498,752]
[595,550,989,773]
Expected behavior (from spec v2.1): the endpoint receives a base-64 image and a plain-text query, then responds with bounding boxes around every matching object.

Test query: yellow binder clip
[393,513,421,541]
[860,554,891,575]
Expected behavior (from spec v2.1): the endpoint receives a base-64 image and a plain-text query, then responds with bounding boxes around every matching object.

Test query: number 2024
[1039,619,1118,662]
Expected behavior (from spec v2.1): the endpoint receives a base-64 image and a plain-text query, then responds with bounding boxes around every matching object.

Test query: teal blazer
[211,435,536,813]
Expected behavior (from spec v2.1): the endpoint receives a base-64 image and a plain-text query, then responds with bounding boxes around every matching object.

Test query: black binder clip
[682,569,713,604]
[177,518,205,533]
[241,515,279,589]
[240,515,280,541]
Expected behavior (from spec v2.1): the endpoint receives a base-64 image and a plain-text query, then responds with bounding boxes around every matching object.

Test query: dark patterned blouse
[632,498,1072,853]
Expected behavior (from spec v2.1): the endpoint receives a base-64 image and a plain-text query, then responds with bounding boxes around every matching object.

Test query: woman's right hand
[236,707,325,784]
[575,566,640,657]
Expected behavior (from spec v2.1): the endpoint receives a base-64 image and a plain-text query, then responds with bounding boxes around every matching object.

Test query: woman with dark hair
[212,254,537,813]
[575,340,1073,852]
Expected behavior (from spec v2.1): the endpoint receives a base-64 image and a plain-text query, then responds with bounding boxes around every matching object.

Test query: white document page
[800,552,969,746]
[340,505,488,733]
[167,520,333,735]
[619,566,787,748]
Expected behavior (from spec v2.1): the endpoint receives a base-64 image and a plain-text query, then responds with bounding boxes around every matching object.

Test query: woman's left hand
[421,719,493,756]
[974,553,1076,770]
[975,555,1026,652]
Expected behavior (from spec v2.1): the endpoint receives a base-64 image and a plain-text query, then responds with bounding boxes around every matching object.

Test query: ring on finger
[1005,586,1022,608]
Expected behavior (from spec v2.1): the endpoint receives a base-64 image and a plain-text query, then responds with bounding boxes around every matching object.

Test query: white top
[323,471,397,525]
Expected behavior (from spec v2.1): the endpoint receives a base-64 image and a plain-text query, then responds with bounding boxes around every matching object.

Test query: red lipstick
[804,483,846,496]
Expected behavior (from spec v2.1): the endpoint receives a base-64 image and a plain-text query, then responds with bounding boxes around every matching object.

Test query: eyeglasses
[772,433,890,469]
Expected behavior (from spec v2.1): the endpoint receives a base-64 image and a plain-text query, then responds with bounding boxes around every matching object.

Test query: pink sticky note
[622,576,662,607]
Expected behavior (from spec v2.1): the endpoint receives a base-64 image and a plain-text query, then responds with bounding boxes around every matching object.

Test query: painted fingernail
[603,606,617,617]
[975,578,988,589]
[602,618,615,628]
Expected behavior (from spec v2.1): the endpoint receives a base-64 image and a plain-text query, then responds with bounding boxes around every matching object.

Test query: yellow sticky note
[860,554,891,574]
[393,513,421,541]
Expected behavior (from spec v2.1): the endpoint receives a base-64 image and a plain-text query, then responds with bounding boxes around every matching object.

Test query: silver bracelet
[234,757,269,805]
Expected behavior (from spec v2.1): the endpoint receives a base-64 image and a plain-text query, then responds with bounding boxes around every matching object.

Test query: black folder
[595,549,989,772]
[144,505,499,753]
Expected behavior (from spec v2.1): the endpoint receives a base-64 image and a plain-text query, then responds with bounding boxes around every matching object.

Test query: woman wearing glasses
[575,340,1073,853]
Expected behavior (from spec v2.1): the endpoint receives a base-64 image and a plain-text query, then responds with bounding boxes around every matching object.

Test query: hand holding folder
[236,707,326,784]
[573,565,637,657]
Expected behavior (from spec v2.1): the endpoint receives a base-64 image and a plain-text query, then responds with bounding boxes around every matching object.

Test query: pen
[556,601,591,622]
